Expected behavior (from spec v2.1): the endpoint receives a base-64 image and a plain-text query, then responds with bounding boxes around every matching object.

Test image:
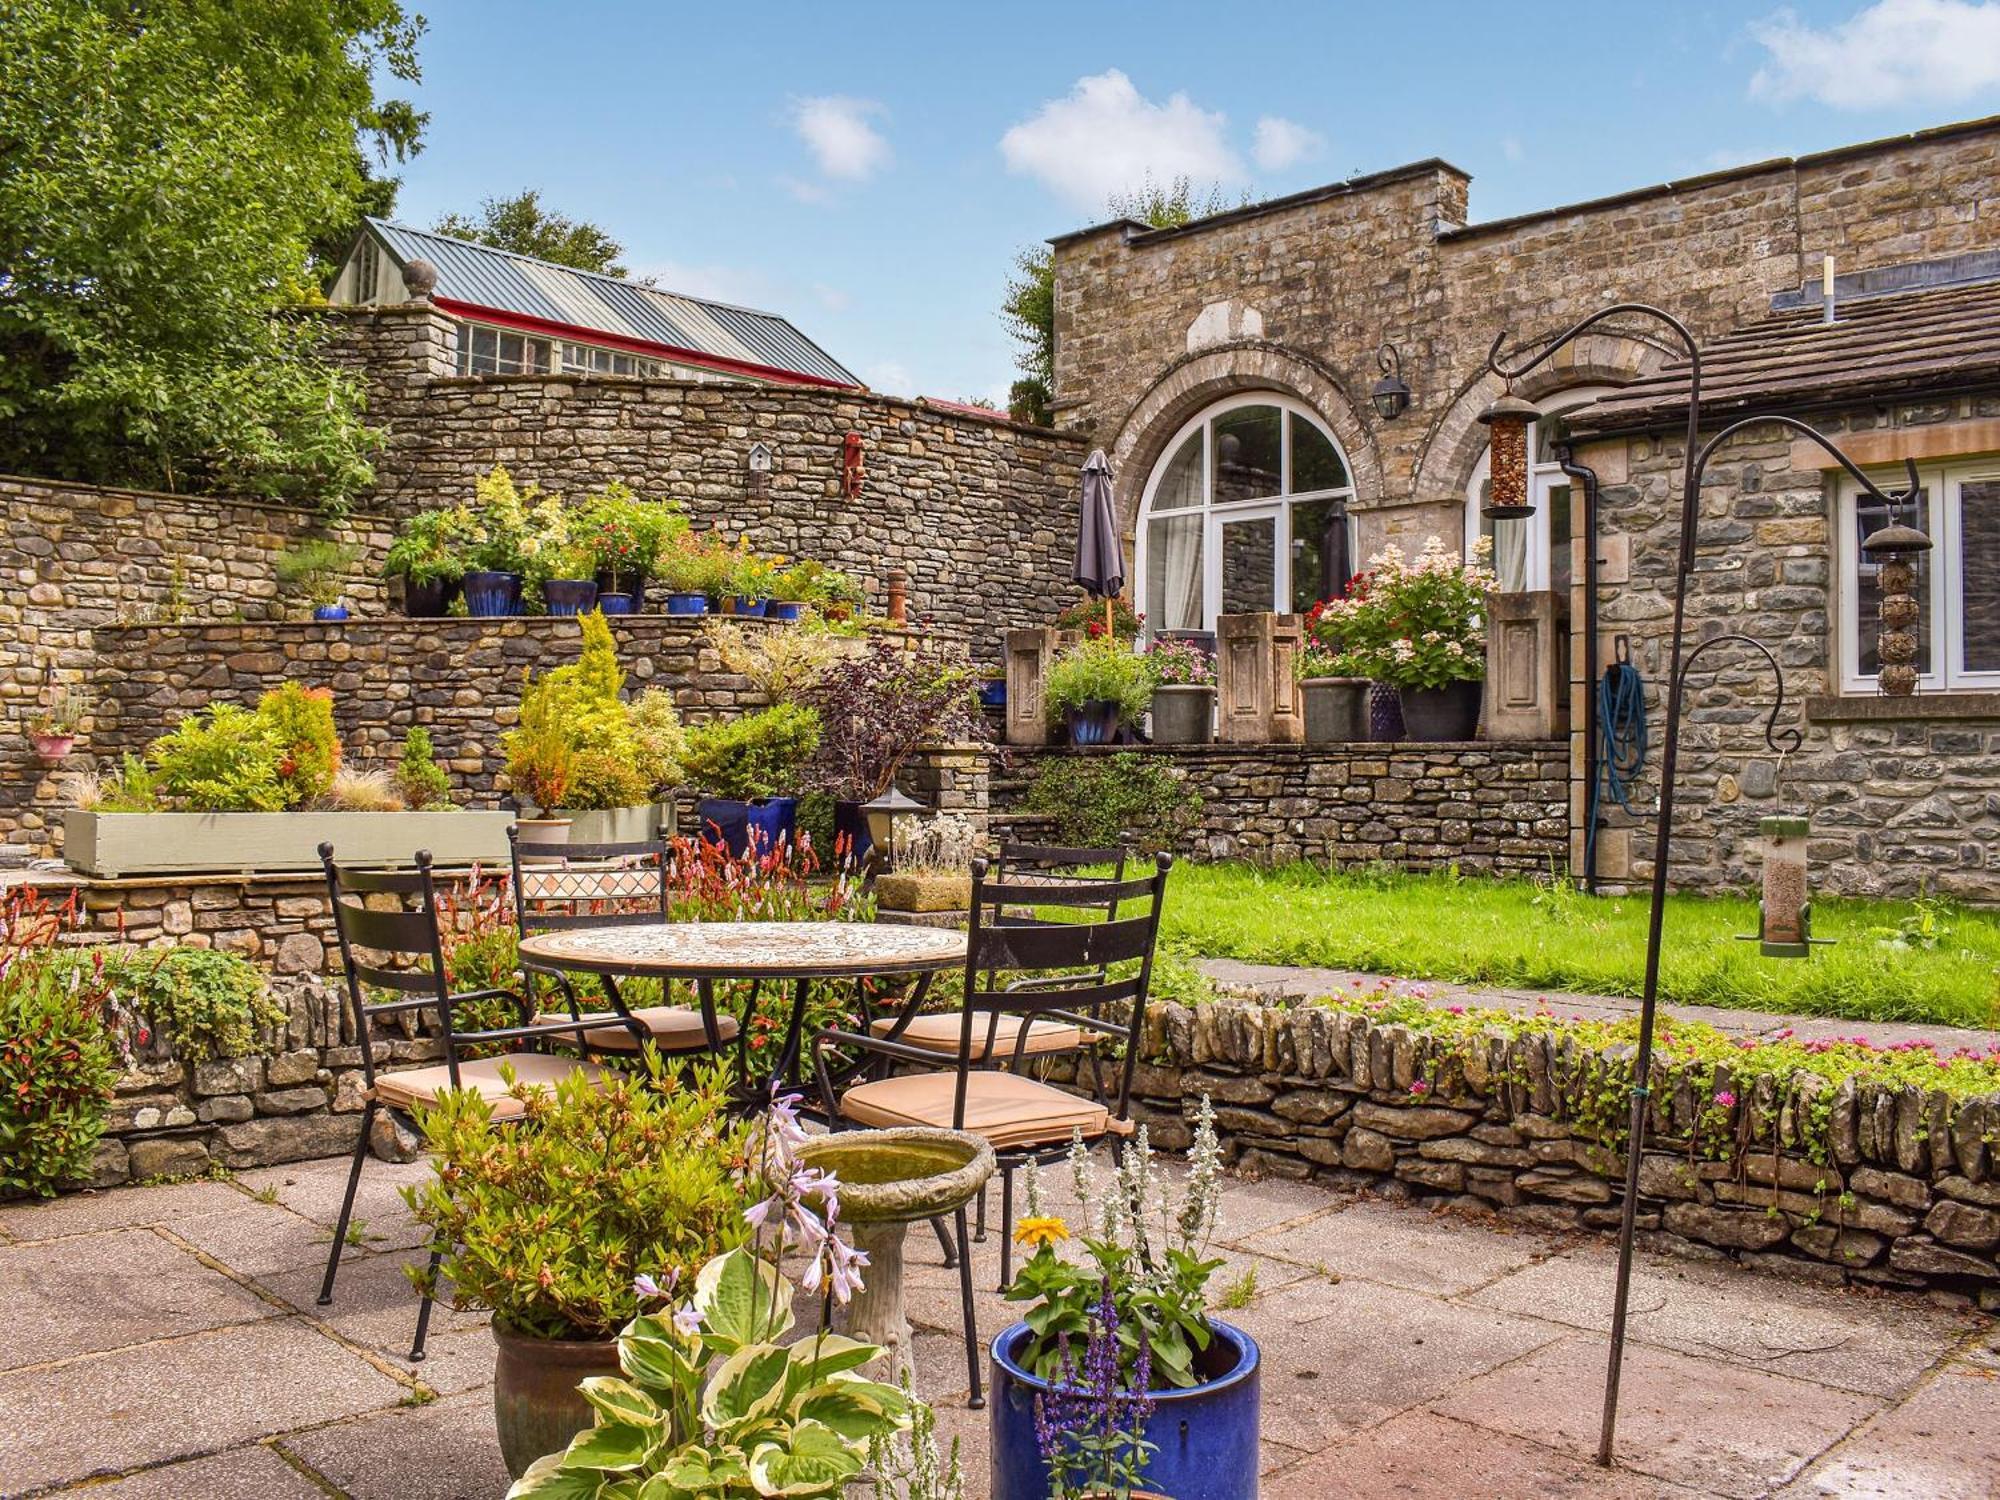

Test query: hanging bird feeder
[1478,391,1539,520]
[1860,518,1932,698]
[1744,815,1827,959]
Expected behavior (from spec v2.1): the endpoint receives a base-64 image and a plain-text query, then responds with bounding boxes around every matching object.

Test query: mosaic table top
[518,919,967,980]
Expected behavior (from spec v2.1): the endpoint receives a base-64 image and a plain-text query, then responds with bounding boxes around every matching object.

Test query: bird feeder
[1752,815,1817,958]
[1477,391,1539,520]
[1860,519,1932,698]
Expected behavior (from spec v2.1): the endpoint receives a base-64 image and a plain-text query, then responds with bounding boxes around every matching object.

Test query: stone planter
[1149,684,1214,745]
[1400,680,1483,741]
[1301,677,1370,743]
[562,804,669,845]
[62,809,516,877]
[491,1320,622,1479]
[875,870,973,913]
[991,1319,1260,1500]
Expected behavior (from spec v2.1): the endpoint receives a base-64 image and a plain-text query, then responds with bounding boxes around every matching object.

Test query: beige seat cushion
[532,1006,740,1053]
[371,1053,611,1121]
[871,1012,1093,1060]
[839,1070,1109,1150]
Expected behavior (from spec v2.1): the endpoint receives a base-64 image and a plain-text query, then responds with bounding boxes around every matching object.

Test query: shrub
[800,636,976,801]
[149,703,286,812]
[1308,536,1493,688]
[707,618,839,701]
[501,611,651,811]
[383,505,476,587]
[1023,752,1203,854]
[325,765,404,811]
[274,540,360,609]
[628,688,686,798]
[403,1055,748,1339]
[258,683,341,804]
[94,946,285,1065]
[678,704,822,801]
[1055,594,1141,640]
[1043,637,1155,728]
[394,726,455,810]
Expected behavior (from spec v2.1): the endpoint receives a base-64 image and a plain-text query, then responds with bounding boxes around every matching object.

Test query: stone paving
[2,1150,1996,1499]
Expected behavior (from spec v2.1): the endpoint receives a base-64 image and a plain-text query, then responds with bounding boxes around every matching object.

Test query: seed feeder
[1477,391,1539,520]
[1742,815,1828,959]
[1861,518,1932,698]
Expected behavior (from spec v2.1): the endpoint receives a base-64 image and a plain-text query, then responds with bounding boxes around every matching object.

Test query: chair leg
[409,1242,444,1362]
[974,1179,988,1242]
[930,1213,958,1268]
[996,1166,1014,1293]
[317,1099,375,1306]
[955,1204,983,1410]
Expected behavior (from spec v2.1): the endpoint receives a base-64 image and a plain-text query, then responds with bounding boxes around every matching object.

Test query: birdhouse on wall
[841,432,865,499]
[747,441,773,499]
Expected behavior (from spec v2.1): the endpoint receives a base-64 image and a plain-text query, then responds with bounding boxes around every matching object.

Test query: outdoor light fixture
[1370,343,1412,420]
[860,786,927,866]
[1477,390,1539,520]
[1749,816,1819,958]
[1861,517,1933,697]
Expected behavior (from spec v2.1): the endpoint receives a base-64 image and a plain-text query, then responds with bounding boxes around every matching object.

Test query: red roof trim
[434,299,859,389]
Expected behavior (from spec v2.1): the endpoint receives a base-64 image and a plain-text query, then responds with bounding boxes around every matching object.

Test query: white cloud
[1000,69,1243,210]
[777,174,831,206]
[1749,0,2000,107]
[791,95,892,181]
[863,359,916,397]
[1252,116,1323,172]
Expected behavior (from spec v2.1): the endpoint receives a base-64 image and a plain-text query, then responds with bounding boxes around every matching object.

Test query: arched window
[1135,395,1356,633]
[1462,386,1614,593]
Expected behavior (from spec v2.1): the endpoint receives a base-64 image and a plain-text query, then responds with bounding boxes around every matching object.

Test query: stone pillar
[1216,613,1303,743]
[1003,628,1059,746]
[1485,590,1571,740]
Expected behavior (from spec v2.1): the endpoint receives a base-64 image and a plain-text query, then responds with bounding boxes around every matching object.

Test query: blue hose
[1589,661,1648,876]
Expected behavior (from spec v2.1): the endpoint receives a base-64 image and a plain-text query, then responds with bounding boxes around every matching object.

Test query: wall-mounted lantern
[1477,390,1539,520]
[1861,517,1933,698]
[841,432,865,499]
[1370,344,1412,421]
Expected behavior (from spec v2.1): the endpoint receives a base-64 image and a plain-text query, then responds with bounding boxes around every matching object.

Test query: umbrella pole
[1105,596,1113,638]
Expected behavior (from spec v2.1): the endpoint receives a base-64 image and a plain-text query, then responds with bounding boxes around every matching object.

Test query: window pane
[1291,415,1347,492]
[1219,514,1277,616]
[1857,489,1931,678]
[1475,478,1532,591]
[1961,478,2000,673]
[1548,482,1573,594]
[1289,498,1350,611]
[1153,431,1203,510]
[1145,512,1204,631]
[1212,406,1282,504]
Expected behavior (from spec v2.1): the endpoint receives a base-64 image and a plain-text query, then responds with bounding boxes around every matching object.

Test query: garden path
[1199,959,2000,1055]
[1,1153,1995,1497]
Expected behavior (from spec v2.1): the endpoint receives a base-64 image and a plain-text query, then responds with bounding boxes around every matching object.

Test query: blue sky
[385,0,2000,403]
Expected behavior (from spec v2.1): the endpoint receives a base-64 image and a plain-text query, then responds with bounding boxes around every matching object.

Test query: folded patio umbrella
[1073,449,1124,634]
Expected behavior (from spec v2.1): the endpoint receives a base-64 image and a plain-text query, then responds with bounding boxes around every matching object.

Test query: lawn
[1155,862,2000,1031]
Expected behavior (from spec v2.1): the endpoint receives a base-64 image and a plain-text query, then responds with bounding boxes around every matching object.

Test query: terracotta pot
[491,1320,621,1479]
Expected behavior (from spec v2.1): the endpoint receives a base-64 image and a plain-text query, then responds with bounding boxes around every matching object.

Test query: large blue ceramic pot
[542,578,599,616]
[694,797,798,858]
[463,570,522,618]
[990,1319,1260,1500]
[1063,700,1120,746]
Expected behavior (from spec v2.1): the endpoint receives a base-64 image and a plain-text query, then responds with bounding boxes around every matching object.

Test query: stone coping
[1806,692,2000,722]
[1013,739,1560,757]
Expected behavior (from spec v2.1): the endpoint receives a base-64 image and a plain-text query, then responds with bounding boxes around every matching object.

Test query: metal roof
[362,219,860,387]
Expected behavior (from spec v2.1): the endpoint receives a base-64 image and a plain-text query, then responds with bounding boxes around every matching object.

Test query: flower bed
[1127,991,2000,1300]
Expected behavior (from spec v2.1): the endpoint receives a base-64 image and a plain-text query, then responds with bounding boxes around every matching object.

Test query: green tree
[0,0,427,511]
[1001,176,1241,423]
[433,191,629,276]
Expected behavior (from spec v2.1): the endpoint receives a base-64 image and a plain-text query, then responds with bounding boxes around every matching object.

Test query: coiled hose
[1589,657,1648,876]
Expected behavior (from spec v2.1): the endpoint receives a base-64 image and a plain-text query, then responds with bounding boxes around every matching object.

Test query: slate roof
[362,219,859,387]
[1569,279,2000,436]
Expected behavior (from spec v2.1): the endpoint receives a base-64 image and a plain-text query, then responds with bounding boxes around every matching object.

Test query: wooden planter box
[63,810,517,877]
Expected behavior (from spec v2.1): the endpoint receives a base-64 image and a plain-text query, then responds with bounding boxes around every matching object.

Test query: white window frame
[1134,393,1356,634]
[561,341,661,377]
[1463,386,1615,593]
[1837,459,2000,694]
[457,323,551,377]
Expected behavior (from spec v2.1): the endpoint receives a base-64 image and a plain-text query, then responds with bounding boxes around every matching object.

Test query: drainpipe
[1554,442,1601,893]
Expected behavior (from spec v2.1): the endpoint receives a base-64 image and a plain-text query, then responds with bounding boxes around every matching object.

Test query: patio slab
[1777,1359,2000,1498]
[276,1390,512,1500]
[1236,1198,1557,1296]
[48,1445,329,1499]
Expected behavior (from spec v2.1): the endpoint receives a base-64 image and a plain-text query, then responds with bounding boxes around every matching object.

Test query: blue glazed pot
[727,596,768,618]
[1063,700,1120,746]
[767,601,805,623]
[312,603,349,622]
[978,678,1008,710]
[542,579,599,616]
[463,570,522,618]
[990,1320,1260,1500]
[664,592,708,617]
[694,796,797,857]
[597,592,636,616]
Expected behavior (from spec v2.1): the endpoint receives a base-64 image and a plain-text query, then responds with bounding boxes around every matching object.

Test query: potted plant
[799,636,976,867]
[722,541,777,617]
[384,506,473,618]
[991,1101,1257,1500]
[1056,593,1142,642]
[1318,537,1493,741]
[1141,636,1215,745]
[402,1056,746,1480]
[1044,637,1153,747]
[816,566,867,622]
[767,561,820,623]
[580,482,684,614]
[533,537,599,617]
[29,684,80,763]
[505,708,575,846]
[275,539,361,621]
[1294,599,1372,744]
[657,533,725,617]
[679,702,821,856]
[462,466,547,617]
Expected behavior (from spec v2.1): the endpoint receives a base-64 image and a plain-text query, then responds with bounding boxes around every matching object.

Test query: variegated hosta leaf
[579,1376,667,1430]
[790,1383,908,1442]
[778,1334,882,1403]
[504,1451,600,1500]
[695,1249,795,1353]
[701,1344,791,1430]
[657,1450,753,1495]
[620,1322,699,1397]
[746,1420,867,1497]
[559,1419,654,1473]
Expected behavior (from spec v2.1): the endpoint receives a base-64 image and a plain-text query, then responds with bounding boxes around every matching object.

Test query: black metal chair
[316,843,643,1361]
[812,852,1172,1407]
[507,826,740,1066]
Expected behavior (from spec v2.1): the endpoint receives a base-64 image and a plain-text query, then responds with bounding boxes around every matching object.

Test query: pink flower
[1410,1080,1430,1096]
[1713,1090,1737,1108]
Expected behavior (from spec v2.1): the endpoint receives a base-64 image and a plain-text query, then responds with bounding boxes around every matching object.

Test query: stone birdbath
[787,1127,994,1387]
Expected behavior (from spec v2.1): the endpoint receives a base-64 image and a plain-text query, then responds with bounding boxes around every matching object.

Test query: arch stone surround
[1108,342,1381,538]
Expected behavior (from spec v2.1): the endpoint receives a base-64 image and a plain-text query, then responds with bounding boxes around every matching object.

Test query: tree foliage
[433,190,630,276]
[0,0,426,510]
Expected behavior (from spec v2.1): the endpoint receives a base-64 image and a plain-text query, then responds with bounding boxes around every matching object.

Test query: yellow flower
[1013,1216,1069,1250]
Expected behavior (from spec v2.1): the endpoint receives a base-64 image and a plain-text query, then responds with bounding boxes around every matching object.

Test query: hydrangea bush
[1304,536,1495,689]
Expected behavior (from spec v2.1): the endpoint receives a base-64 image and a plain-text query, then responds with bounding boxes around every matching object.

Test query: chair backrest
[507,826,672,936]
[319,842,453,1090]
[950,852,1172,1126]
[985,841,1130,925]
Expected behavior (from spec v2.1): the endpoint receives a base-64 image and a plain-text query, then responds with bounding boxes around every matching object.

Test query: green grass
[1156,863,2000,1031]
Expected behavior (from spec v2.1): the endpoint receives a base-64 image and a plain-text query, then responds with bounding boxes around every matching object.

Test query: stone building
[1047,114,2000,899]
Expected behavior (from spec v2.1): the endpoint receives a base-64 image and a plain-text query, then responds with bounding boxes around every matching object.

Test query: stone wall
[1126,994,2000,1301]
[0,475,391,857]
[1570,398,2000,900]
[993,742,1568,873]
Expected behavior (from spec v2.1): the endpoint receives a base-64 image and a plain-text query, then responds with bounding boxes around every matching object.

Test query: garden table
[515,920,967,1100]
